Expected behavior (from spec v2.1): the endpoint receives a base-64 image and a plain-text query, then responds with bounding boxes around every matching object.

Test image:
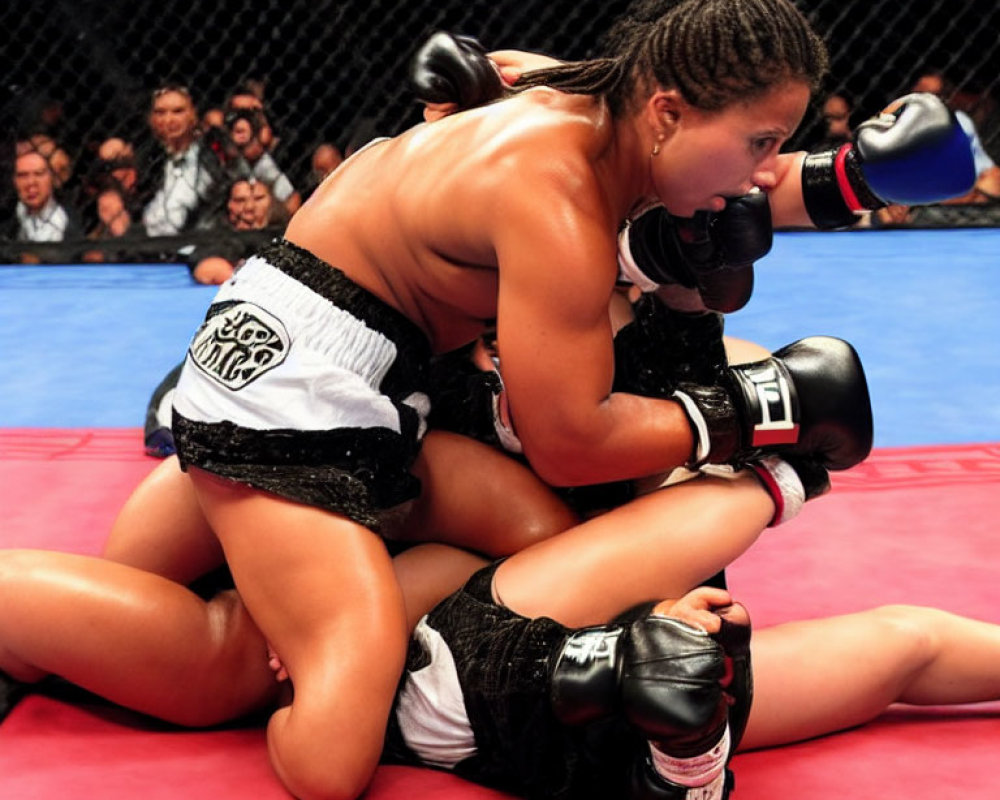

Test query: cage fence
[3,0,998,263]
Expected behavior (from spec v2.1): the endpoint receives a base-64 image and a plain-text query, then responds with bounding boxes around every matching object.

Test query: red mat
[2,429,999,798]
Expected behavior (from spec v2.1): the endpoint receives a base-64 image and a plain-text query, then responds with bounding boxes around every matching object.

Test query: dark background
[3,0,998,228]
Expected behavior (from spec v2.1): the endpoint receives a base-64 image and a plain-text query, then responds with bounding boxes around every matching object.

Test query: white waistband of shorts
[221,255,399,387]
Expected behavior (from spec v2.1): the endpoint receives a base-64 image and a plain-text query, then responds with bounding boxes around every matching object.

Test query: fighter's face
[652,81,810,217]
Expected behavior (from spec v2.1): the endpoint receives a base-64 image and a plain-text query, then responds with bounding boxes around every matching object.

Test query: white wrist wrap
[617,223,662,293]
[672,390,710,465]
[649,724,730,793]
[750,455,806,526]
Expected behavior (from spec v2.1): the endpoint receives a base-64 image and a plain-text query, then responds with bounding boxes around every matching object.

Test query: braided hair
[514,0,828,116]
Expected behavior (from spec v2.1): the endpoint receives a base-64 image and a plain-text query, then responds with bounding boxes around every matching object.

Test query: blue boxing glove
[801,92,976,229]
[409,31,504,110]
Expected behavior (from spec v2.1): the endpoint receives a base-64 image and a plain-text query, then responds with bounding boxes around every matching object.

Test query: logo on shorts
[188,302,290,390]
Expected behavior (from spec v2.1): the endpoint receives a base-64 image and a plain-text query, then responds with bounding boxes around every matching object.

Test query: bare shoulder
[478,91,619,237]
[287,90,618,296]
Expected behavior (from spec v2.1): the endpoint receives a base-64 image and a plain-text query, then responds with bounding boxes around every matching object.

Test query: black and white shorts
[385,564,642,799]
[172,238,432,531]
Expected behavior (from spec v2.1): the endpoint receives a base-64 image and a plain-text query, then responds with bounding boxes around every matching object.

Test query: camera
[224,107,266,136]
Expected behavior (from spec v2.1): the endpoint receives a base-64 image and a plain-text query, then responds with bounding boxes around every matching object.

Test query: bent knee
[269,705,381,800]
[866,605,940,667]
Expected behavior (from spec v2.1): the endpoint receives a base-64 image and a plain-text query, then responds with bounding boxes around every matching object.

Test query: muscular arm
[491,158,696,487]
[766,151,814,228]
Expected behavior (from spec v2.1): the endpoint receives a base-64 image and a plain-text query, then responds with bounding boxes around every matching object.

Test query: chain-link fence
[3,0,999,264]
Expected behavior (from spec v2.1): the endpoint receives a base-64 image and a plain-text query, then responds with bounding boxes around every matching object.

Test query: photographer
[221,85,301,217]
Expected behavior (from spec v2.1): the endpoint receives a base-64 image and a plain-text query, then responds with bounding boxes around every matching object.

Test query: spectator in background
[217,176,286,230]
[3,150,83,249]
[89,180,141,239]
[179,177,280,284]
[248,175,288,228]
[226,84,277,153]
[201,107,226,135]
[16,133,75,195]
[81,179,148,263]
[92,138,145,216]
[223,85,301,217]
[814,91,853,149]
[302,142,343,199]
[142,84,228,237]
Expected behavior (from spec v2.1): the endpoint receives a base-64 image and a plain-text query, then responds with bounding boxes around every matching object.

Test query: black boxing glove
[618,191,772,313]
[802,92,977,229]
[712,609,752,753]
[409,31,504,110]
[612,296,730,397]
[625,608,751,800]
[550,615,727,748]
[673,336,873,470]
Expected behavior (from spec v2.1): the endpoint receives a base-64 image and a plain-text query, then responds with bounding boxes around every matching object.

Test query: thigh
[495,471,773,628]
[392,543,489,631]
[0,548,275,725]
[188,467,408,796]
[103,456,224,583]
[398,431,577,557]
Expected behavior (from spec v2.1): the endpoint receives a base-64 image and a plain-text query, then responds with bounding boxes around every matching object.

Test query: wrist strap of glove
[630,751,732,799]
[672,388,724,466]
[674,351,802,468]
[749,454,831,526]
[802,144,886,229]
[649,724,730,790]
[550,625,625,725]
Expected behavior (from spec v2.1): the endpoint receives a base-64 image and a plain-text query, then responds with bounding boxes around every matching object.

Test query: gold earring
[651,134,664,157]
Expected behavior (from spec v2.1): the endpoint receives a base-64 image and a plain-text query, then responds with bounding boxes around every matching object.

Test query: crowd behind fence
[3,0,999,269]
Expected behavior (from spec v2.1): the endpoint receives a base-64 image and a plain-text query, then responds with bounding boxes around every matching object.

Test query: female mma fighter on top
[3,2,979,799]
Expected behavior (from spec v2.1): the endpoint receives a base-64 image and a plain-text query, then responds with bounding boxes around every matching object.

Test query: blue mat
[724,228,1000,447]
[0,263,217,428]
[2,228,999,445]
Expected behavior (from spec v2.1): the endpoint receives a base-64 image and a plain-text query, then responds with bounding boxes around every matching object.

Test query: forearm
[769,92,978,230]
[767,151,815,228]
[522,391,696,487]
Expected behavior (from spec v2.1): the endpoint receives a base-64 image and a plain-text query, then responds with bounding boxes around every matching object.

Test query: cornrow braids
[595,0,687,57]
[514,0,827,117]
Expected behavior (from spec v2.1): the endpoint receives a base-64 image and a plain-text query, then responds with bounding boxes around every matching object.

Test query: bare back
[285,89,627,353]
